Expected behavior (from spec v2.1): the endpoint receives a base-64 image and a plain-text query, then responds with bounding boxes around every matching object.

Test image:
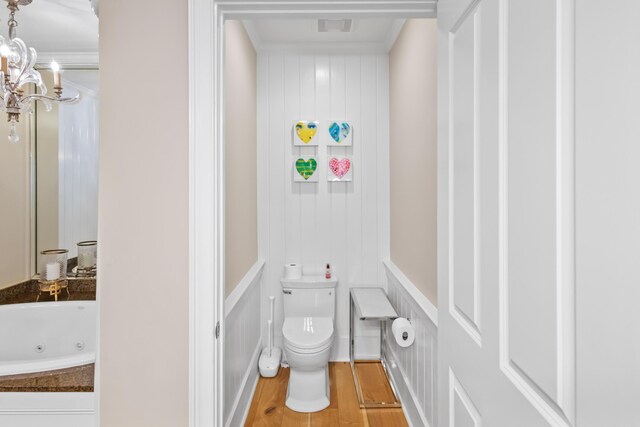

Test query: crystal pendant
[8,119,19,143]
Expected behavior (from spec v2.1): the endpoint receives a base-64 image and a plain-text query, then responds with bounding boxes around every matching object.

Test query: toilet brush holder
[259,346,281,378]
[260,298,281,377]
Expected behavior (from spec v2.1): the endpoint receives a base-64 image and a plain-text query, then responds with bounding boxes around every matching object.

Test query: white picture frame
[326,120,353,146]
[327,156,353,182]
[293,156,319,182]
[293,120,320,146]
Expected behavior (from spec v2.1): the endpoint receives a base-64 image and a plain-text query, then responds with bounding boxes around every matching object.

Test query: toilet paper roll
[283,263,302,280]
[392,317,415,348]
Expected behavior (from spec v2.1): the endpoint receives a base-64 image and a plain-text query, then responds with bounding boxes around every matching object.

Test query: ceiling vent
[318,19,353,33]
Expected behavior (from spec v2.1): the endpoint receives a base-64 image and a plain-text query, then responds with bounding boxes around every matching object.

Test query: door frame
[187,1,436,425]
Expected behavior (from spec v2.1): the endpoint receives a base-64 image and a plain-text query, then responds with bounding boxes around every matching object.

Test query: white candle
[0,44,9,76]
[51,60,61,89]
[46,262,60,281]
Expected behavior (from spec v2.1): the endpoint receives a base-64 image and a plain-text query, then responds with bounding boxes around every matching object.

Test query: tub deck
[0,363,94,392]
[0,278,96,306]
[0,281,97,393]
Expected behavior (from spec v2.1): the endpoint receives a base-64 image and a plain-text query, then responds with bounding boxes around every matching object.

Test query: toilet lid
[283,317,333,350]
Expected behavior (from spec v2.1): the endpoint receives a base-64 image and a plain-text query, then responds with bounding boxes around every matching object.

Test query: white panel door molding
[438,0,576,425]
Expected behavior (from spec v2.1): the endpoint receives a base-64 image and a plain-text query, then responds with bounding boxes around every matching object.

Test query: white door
[438,0,576,425]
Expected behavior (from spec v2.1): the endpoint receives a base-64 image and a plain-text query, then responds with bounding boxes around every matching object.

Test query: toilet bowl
[283,316,333,412]
[281,274,337,413]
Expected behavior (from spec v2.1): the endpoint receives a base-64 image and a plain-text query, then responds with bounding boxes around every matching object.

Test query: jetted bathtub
[0,301,96,377]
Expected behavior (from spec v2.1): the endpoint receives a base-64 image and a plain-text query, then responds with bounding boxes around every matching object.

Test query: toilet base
[285,365,330,413]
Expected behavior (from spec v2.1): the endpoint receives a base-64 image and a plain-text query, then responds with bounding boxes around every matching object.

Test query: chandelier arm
[20,93,81,104]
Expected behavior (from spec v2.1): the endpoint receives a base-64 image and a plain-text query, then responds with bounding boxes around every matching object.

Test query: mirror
[35,68,99,274]
[0,0,99,290]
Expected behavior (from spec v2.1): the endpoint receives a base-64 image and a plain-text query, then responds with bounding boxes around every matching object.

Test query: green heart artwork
[295,157,318,181]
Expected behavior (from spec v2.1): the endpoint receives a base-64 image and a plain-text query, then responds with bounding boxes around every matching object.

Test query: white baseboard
[330,336,349,362]
[385,346,430,427]
[354,336,381,360]
[225,340,262,427]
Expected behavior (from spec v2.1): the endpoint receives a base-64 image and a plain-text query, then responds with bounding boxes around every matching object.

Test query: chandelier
[0,0,79,143]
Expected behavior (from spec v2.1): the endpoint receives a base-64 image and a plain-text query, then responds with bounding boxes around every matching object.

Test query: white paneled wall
[385,261,438,427]
[258,52,390,360]
[58,83,99,258]
[223,262,263,426]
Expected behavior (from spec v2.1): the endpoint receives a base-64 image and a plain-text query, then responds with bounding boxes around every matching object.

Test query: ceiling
[247,18,401,45]
[3,0,98,53]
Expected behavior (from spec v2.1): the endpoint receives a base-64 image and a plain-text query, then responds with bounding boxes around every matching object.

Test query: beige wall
[0,116,31,288]
[224,21,258,297]
[99,1,189,426]
[389,19,438,305]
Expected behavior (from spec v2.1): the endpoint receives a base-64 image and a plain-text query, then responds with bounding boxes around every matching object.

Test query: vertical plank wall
[58,85,100,258]
[257,52,390,360]
[385,264,437,426]
[223,266,263,425]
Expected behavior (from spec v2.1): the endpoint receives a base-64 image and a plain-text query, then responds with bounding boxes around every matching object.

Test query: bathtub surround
[225,20,258,297]
[384,259,438,427]
[258,51,390,361]
[389,19,438,307]
[223,260,264,427]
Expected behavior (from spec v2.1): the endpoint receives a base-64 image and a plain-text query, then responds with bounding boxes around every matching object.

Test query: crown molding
[36,51,99,68]
[241,18,408,54]
[384,18,406,51]
[241,20,262,51]
[253,41,388,54]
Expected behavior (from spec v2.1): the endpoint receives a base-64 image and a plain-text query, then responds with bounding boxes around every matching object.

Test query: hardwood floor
[244,362,408,427]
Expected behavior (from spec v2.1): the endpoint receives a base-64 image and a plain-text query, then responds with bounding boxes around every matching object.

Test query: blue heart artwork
[328,122,351,145]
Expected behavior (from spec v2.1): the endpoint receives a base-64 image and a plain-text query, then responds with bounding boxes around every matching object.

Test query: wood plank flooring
[244,362,408,427]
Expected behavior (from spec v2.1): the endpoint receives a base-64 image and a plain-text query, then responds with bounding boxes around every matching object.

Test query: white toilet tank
[281,275,337,319]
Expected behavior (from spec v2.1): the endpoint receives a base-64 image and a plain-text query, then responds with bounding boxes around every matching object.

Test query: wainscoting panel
[0,392,95,427]
[384,260,437,427]
[258,52,390,361]
[224,261,264,427]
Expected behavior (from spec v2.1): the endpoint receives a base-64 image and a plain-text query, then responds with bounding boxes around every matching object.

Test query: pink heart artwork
[329,157,351,178]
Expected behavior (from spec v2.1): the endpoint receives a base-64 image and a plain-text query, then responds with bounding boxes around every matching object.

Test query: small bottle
[325,263,332,279]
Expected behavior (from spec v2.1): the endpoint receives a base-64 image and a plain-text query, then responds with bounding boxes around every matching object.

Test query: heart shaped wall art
[328,156,352,182]
[294,157,318,182]
[294,121,319,146]
[327,121,352,146]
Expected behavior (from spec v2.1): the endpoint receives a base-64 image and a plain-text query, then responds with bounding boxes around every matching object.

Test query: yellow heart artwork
[295,121,318,145]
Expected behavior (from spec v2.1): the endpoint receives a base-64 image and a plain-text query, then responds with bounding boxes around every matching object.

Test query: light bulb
[8,119,19,144]
[50,60,60,72]
[0,44,10,58]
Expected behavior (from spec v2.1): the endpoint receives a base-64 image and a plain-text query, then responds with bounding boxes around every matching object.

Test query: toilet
[281,274,337,412]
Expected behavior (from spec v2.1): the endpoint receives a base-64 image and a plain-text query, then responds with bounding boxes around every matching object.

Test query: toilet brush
[267,320,272,357]
[259,296,281,377]
[269,296,275,357]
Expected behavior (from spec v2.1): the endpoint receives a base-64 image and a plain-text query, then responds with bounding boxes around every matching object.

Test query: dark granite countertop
[0,364,94,392]
[0,278,96,305]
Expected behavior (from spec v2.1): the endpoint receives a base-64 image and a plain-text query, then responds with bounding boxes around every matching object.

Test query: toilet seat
[283,317,333,352]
